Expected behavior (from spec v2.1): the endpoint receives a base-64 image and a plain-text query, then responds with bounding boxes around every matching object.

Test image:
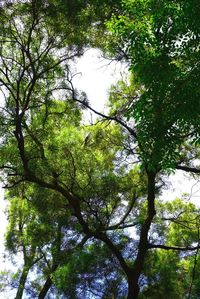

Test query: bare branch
[74,97,137,138]
[176,165,200,174]
[107,192,137,230]
[149,243,200,251]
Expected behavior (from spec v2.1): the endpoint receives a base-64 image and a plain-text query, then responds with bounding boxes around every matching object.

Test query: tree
[105,0,200,168]
[5,188,43,299]
[4,183,90,298]
[1,1,200,299]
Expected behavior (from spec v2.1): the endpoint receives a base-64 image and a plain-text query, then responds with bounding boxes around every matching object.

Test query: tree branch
[74,97,137,138]
[176,165,200,174]
[107,192,137,230]
[149,243,200,251]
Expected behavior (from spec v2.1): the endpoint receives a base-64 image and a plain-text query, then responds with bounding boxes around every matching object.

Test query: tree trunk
[127,278,140,299]
[126,171,157,299]
[15,266,29,299]
[38,263,58,299]
[38,276,52,299]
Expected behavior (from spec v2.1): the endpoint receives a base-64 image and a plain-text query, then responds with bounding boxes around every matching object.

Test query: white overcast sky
[73,48,127,110]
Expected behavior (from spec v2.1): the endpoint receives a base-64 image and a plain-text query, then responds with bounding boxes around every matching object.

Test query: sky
[161,170,200,204]
[0,48,200,297]
[73,49,127,111]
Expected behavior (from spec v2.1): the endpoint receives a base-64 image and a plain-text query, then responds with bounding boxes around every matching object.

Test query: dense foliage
[0,1,200,299]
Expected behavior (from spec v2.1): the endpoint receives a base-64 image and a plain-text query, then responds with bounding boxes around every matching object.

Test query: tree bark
[126,171,156,299]
[15,266,29,299]
[38,276,53,299]
[127,276,140,299]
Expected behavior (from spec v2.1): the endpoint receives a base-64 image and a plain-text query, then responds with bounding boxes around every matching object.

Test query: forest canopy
[0,1,200,298]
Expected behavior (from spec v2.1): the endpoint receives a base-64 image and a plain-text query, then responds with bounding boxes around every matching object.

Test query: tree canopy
[0,1,200,299]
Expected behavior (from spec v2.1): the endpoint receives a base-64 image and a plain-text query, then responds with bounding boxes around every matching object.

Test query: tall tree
[1,1,200,299]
